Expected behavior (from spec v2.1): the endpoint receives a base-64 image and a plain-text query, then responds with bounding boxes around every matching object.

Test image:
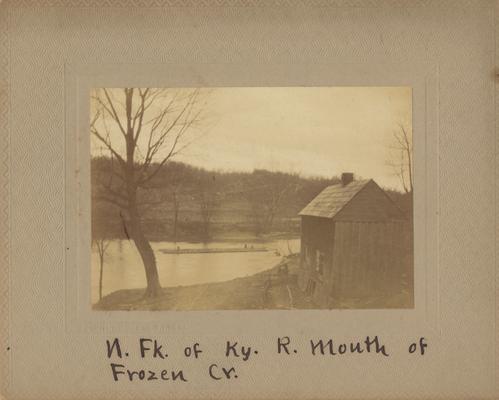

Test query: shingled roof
[298,179,371,219]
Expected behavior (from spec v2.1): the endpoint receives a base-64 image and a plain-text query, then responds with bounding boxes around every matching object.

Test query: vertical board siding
[298,216,334,294]
[331,221,408,298]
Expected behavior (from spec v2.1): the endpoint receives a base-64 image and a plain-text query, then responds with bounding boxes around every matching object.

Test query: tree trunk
[172,193,179,242]
[99,251,104,301]
[123,104,161,298]
[129,203,162,298]
[202,218,210,241]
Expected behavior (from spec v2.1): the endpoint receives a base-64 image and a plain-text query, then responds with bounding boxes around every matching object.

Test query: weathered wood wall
[298,181,412,306]
[330,220,410,298]
[298,216,334,292]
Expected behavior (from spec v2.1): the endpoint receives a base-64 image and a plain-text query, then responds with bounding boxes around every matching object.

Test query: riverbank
[94,252,413,310]
[94,254,315,311]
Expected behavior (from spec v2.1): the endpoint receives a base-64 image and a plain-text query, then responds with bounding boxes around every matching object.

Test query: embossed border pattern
[0,1,496,399]
[0,1,10,397]
[1,0,487,8]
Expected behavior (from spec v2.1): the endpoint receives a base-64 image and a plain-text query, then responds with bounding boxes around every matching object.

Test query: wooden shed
[298,173,410,307]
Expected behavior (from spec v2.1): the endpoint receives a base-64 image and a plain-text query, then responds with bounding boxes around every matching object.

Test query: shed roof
[298,179,372,219]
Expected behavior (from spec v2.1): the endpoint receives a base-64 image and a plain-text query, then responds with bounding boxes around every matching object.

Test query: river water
[91,238,300,304]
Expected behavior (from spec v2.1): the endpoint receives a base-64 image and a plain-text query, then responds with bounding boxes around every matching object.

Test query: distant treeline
[92,156,413,242]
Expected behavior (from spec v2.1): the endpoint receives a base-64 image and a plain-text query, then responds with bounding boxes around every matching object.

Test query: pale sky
[91,87,412,191]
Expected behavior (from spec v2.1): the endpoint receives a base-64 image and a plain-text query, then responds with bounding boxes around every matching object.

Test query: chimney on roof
[341,172,354,186]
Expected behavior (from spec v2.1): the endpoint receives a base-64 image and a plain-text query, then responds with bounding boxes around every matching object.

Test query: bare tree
[196,175,219,241]
[387,123,413,193]
[171,186,181,241]
[90,88,205,298]
[247,170,297,235]
[93,238,111,301]
[166,165,186,242]
[91,196,112,302]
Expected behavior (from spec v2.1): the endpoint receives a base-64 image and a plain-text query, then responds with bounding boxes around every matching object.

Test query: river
[91,238,301,304]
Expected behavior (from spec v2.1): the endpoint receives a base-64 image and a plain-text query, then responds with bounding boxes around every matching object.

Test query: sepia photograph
[90,87,414,311]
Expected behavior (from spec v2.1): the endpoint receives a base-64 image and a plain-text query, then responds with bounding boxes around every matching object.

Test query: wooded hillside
[92,157,412,242]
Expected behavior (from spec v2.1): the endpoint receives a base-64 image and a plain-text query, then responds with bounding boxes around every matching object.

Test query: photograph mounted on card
[2,2,497,400]
[64,62,438,325]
